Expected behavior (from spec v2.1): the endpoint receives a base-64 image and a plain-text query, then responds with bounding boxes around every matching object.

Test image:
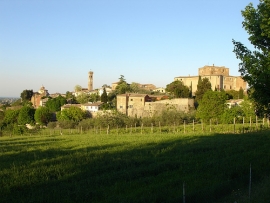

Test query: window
[129,105,133,108]
[130,99,133,101]
[224,85,226,89]
[120,106,123,108]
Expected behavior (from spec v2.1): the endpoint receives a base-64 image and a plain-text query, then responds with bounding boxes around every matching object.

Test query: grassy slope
[1,131,270,203]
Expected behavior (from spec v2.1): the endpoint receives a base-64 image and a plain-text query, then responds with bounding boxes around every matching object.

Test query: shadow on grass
[1,131,270,203]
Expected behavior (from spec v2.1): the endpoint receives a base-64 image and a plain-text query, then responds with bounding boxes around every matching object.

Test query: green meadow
[1,130,270,203]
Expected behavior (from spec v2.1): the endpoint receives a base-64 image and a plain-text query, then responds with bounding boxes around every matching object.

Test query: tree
[233,0,270,111]
[195,77,212,103]
[239,87,244,99]
[196,91,227,122]
[20,90,33,102]
[57,106,86,122]
[34,106,52,125]
[76,93,90,104]
[46,96,67,112]
[165,81,190,98]
[115,75,131,94]
[74,85,82,92]
[3,109,20,125]
[100,87,108,103]
[17,106,35,125]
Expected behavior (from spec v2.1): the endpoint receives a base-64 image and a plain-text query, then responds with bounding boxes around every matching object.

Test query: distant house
[226,99,244,108]
[98,87,112,96]
[81,102,104,112]
[153,87,166,93]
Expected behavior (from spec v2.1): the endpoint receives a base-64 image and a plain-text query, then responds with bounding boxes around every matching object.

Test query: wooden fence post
[184,120,186,134]
[234,117,236,134]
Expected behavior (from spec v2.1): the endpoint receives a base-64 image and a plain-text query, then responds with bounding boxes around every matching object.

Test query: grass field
[1,129,270,203]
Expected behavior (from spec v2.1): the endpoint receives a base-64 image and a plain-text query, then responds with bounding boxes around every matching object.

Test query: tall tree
[100,87,108,103]
[74,85,82,92]
[195,77,212,102]
[18,106,35,125]
[20,89,33,102]
[57,106,86,122]
[34,106,52,125]
[165,80,190,98]
[46,96,67,112]
[196,91,227,122]
[233,0,270,111]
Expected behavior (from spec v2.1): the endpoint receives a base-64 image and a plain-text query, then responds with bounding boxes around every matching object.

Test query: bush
[47,122,57,129]
[57,120,77,129]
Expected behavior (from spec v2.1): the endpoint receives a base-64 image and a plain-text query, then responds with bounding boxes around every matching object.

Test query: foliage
[196,91,227,122]
[89,93,100,102]
[17,106,35,125]
[233,0,270,111]
[66,91,76,103]
[34,106,52,125]
[240,97,256,120]
[45,96,67,112]
[57,106,87,123]
[115,75,131,94]
[3,109,20,125]
[76,93,90,104]
[57,120,77,129]
[20,89,33,102]
[74,85,82,92]
[195,76,212,103]
[100,87,108,103]
[220,105,243,124]
[47,122,57,129]
[239,87,244,99]
[0,111,4,121]
[165,80,190,98]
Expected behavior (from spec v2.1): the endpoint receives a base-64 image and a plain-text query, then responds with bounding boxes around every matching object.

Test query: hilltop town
[1,64,247,120]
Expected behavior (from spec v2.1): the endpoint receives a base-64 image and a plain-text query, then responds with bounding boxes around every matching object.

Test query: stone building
[117,93,194,117]
[31,85,49,108]
[174,65,247,95]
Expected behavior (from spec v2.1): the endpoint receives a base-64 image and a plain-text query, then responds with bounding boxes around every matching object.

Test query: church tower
[88,71,93,91]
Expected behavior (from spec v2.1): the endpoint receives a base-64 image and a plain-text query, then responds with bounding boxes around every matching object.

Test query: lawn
[1,130,270,203]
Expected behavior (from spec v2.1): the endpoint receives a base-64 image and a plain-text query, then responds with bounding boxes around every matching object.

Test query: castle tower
[88,71,93,91]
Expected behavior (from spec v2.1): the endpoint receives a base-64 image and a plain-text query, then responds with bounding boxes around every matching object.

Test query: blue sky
[0,0,259,97]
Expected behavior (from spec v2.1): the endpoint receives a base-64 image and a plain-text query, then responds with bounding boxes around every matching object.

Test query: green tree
[100,87,108,103]
[220,105,243,124]
[20,89,33,102]
[3,109,20,125]
[34,106,52,125]
[195,77,212,103]
[239,87,244,99]
[57,106,86,122]
[196,91,227,122]
[74,85,82,92]
[46,96,67,112]
[89,93,100,102]
[233,0,270,111]
[76,93,90,104]
[165,80,190,98]
[115,75,130,94]
[18,106,35,125]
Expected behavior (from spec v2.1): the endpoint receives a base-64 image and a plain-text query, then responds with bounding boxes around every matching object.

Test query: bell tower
[88,71,93,91]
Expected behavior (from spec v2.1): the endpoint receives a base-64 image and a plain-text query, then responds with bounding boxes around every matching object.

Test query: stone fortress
[174,65,247,95]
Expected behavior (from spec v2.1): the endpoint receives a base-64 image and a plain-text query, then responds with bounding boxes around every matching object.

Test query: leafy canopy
[196,91,227,122]
[195,76,212,102]
[233,0,270,110]
[165,80,190,98]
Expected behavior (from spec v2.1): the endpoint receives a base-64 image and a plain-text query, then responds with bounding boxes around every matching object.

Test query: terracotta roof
[82,102,103,106]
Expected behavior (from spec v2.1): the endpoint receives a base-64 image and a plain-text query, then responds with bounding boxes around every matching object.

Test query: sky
[0,0,260,97]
